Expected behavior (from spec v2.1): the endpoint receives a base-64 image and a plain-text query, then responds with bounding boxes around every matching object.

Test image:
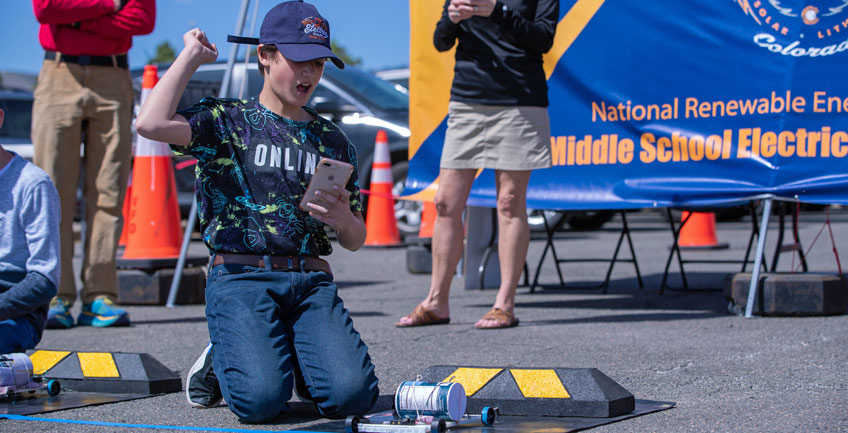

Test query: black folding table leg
[792,206,809,271]
[530,212,565,293]
[660,208,679,294]
[771,202,787,271]
[673,212,691,290]
[622,211,644,289]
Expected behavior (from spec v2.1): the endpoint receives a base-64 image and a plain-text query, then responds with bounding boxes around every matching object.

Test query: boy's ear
[257,44,272,66]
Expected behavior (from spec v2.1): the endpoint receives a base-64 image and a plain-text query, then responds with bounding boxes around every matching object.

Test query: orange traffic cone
[364,130,401,246]
[678,211,727,249]
[418,200,436,238]
[122,65,183,259]
[118,178,132,246]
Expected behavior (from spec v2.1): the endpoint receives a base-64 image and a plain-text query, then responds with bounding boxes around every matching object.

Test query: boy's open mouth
[297,83,311,94]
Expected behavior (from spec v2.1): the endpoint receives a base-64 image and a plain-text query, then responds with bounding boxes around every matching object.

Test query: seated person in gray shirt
[0,107,61,353]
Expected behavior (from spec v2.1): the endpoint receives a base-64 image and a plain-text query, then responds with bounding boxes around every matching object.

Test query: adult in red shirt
[31,0,155,329]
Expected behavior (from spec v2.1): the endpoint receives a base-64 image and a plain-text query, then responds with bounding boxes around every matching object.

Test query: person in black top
[397,0,558,329]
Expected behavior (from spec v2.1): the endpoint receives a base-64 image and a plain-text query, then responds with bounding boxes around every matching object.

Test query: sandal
[396,305,450,327]
[474,308,519,329]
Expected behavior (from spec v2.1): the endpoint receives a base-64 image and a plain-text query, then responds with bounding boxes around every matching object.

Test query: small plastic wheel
[481,406,496,426]
[345,415,360,433]
[47,380,61,396]
[430,419,446,433]
[6,390,15,400]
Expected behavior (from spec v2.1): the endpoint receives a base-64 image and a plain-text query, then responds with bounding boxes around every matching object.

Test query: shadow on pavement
[505,272,731,317]
[129,316,208,325]
[337,280,386,290]
[349,311,388,318]
[518,312,724,326]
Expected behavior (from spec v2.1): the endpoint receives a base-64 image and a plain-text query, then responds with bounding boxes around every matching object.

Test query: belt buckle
[287,256,294,270]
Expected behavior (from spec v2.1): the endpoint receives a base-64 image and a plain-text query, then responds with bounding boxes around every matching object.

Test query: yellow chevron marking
[78,352,120,378]
[510,369,570,398]
[442,367,503,396]
[543,0,606,79]
[29,350,72,375]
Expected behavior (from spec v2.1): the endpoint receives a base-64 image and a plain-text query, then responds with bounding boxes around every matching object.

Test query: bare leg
[396,168,476,326]
[475,170,531,328]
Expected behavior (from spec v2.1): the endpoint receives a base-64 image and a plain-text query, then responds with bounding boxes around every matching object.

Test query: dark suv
[133,61,420,236]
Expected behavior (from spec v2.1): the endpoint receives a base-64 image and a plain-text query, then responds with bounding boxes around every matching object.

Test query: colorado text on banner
[404,0,848,209]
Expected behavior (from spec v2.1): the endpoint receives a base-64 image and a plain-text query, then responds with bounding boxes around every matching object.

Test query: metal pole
[238,0,262,99]
[166,0,252,308]
[744,197,773,318]
[219,0,252,99]
[166,197,197,307]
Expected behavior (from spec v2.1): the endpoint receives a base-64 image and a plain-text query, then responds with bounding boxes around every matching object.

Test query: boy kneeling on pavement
[135,1,379,423]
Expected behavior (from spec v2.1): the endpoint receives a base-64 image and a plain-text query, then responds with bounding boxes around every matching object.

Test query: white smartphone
[300,158,354,211]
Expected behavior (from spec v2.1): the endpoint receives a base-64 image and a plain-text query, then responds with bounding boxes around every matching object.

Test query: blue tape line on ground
[0,414,325,433]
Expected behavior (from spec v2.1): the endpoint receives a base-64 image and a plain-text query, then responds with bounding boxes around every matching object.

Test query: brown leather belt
[213,254,332,275]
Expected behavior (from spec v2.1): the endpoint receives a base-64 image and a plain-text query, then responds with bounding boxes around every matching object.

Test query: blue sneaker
[46,298,75,329]
[77,296,130,327]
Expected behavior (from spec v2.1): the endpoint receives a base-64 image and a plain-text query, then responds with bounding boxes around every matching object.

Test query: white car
[0,89,35,161]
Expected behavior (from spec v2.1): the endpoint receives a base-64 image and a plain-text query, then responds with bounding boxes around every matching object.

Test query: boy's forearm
[0,272,56,321]
[135,47,202,145]
[336,212,367,251]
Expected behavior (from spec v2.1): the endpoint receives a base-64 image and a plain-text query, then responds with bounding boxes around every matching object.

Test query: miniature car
[0,353,60,400]
[346,407,497,433]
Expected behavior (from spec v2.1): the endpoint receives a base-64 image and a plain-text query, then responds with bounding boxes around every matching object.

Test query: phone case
[300,158,354,211]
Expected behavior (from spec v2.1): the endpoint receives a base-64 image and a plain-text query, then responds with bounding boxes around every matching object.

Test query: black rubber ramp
[28,350,181,395]
[421,365,635,417]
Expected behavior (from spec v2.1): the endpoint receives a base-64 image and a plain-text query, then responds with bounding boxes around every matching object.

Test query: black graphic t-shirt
[173,97,361,256]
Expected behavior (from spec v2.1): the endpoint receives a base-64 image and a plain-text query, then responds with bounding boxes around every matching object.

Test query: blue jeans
[0,318,39,353]
[205,257,379,423]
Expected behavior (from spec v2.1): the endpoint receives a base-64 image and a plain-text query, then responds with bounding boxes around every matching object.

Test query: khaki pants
[32,59,134,305]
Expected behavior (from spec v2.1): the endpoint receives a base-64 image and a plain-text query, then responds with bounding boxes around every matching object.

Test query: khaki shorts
[440,101,552,170]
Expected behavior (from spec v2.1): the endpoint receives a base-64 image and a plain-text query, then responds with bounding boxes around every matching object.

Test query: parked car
[133,61,421,236]
[373,67,409,94]
[526,209,616,232]
[0,89,35,160]
[0,87,86,221]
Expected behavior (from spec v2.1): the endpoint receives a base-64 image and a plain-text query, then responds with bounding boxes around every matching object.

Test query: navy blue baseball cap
[227,0,344,69]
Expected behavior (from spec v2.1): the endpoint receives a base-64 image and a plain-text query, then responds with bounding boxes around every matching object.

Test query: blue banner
[406,0,848,209]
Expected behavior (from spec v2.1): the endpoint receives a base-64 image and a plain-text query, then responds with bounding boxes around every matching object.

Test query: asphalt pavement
[3,207,847,432]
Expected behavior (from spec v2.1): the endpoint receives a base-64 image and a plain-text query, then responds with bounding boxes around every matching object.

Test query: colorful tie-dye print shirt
[173,97,361,256]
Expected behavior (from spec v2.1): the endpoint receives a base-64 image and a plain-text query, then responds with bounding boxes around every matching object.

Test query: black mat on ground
[308,399,674,432]
[0,392,155,416]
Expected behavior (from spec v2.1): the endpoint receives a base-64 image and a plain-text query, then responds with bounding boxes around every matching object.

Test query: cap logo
[301,17,329,42]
